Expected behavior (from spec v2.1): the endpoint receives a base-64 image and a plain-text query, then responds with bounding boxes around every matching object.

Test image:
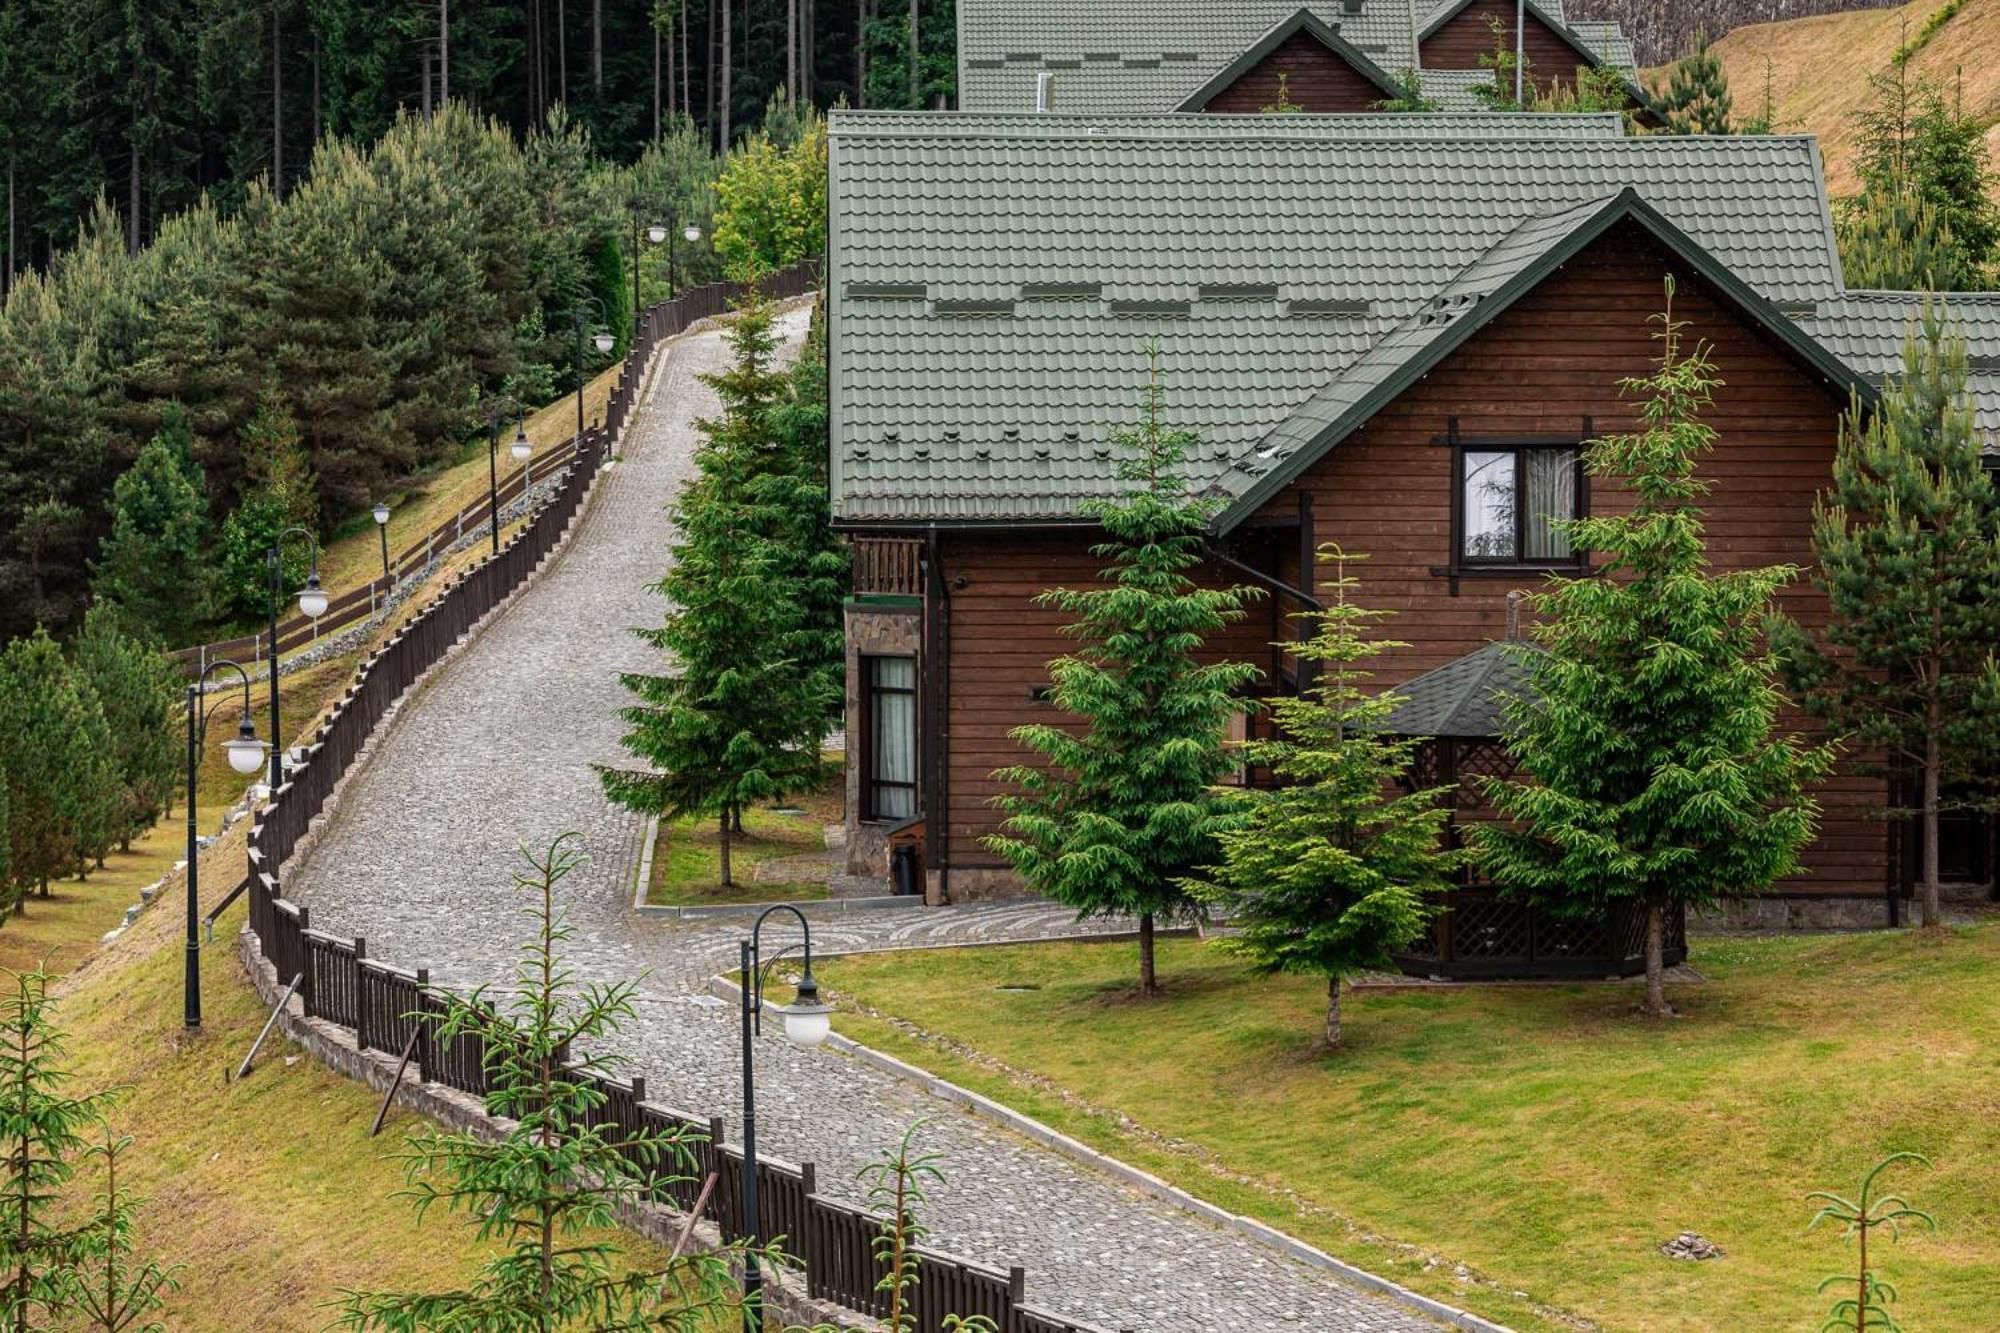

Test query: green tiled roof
[821,109,1631,139]
[1417,66,1504,112]
[958,0,1426,115]
[1794,292,2000,444]
[828,114,1857,522]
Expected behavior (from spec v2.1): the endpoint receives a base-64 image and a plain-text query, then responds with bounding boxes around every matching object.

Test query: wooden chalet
[954,0,1648,117]
[826,111,2000,966]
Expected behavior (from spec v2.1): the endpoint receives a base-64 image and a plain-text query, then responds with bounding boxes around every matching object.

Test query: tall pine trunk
[907,0,918,106]
[1324,976,1342,1050]
[787,0,797,98]
[1643,900,1669,1017]
[439,0,449,102]
[855,0,867,108]
[718,809,733,887]
[680,3,690,117]
[1138,913,1157,995]
[270,0,283,201]
[719,0,730,147]
[558,0,569,104]
[592,0,602,91]
[654,9,663,138]
[1921,721,1942,929]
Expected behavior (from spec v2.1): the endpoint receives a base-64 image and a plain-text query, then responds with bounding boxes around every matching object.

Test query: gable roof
[1175,8,1403,109]
[827,114,1859,524]
[1418,0,1648,111]
[1211,188,1877,529]
[957,0,1424,117]
[1794,291,2000,445]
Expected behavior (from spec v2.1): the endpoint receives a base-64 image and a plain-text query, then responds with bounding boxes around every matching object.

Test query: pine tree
[215,389,319,621]
[1837,65,1998,291]
[90,410,209,645]
[0,630,106,909]
[72,606,181,853]
[0,967,117,1333]
[331,835,748,1332]
[64,680,120,881]
[1185,548,1455,1051]
[1473,284,1832,1017]
[600,295,826,887]
[1652,33,1732,135]
[45,1129,179,1332]
[1772,307,2000,931]
[762,300,845,726]
[986,353,1260,996]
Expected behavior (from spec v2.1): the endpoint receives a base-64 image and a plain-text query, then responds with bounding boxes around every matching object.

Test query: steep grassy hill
[1659,0,2000,202]
[1577,0,1901,67]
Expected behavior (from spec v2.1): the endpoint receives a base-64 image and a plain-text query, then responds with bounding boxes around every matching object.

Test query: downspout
[921,526,947,904]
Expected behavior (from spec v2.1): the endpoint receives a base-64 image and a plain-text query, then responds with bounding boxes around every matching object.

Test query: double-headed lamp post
[185,661,268,1029]
[486,403,533,554]
[736,904,834,1333]
[371,503,393,587]
[266,526,326,790]
[570,296,617,445]
[628,197,703,328]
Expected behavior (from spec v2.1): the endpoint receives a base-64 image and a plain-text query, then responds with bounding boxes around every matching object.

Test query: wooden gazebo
[1383,636,1687,981]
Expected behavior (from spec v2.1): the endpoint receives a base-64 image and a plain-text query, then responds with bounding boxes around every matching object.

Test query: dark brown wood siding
[931,220,1886,898]
[1420,0,1598,99]
[1200,33,1387,113]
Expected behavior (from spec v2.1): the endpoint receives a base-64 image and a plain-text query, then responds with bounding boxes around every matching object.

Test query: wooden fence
[236,261,1116,1333]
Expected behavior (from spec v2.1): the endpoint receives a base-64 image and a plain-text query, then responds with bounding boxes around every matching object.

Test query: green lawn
[819,928,2000,1333]
[646,774,843,907]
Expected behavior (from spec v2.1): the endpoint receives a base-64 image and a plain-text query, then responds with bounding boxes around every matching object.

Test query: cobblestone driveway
[290,310,1445,1333]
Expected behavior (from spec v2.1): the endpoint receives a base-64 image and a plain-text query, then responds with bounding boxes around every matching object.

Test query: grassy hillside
[1662,0,2000,202]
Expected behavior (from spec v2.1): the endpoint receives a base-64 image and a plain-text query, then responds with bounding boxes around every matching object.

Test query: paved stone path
[291,312,1444,1333]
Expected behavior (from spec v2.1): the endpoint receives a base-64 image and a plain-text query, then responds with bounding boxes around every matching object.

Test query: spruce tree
[0,631,104,909]
[1772,307,2000,930]
[45,1129,178,1333]
[72,607,181,853]
[0,967,116,1333]
[90,410,209,645]
[1837,65,1999,291]
[64,681,119,881]
[215,389,319,621]
[1652,33,1732,135]
[987,354,1260,996]
[1473,285,1831,1017]
[601,295,826,886]
[1185,548,1453,1049]
[331,835,748,1332]
[762,301,846,726]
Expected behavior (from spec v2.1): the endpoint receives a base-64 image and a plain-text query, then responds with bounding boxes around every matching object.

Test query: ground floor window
[863,655,918,820]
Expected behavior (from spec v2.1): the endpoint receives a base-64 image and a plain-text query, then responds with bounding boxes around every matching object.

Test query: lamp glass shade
[297,579,329,619]
[511,435,533,464]
[781,1001,833,1048]
[592,329,615,354]
[372,503,390,526]
[646,224,667,244]
[684,223,702,243]
[224,736,269,775]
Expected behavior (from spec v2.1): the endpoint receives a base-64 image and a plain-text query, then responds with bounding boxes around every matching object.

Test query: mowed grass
[647,770,843,907]
[820,929,2000,1333]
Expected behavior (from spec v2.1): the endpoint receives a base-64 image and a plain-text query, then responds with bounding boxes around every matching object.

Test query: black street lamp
[486,402,532,554]
[667,204,701,306]
[569,296,616,446]
[371,503,393,588]
[184,660,267,1029]
[629,196,662,331]
[266,527,325,790]
[735,905,834,1333]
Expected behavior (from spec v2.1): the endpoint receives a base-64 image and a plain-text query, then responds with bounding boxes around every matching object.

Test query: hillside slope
[1575,0,1901,67]
[1682,0,2000,202]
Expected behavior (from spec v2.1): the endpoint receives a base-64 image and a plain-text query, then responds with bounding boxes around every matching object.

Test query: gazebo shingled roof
[1381,638,1542,739]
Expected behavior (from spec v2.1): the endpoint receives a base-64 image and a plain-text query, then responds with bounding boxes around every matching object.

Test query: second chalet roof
[1796,291,2000,438]
[828,114,1862,523]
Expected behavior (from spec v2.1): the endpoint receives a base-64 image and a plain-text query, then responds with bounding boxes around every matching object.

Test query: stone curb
[709,974,1512,1333]
[637,894,924,921]
[234,931,876,1332]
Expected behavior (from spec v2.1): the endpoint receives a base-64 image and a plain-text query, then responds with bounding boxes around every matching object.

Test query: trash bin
[891,843,920,897]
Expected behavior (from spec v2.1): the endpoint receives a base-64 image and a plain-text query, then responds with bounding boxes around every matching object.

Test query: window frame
[860,654,920,823]
[1449,432,1592,573]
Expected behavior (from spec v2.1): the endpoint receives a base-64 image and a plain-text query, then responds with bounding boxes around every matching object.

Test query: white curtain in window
[870,658,917,818]
[1462,450,1515,558]
[1523,448,1576,560]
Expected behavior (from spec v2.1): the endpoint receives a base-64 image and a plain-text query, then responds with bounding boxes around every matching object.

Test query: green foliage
[71,606,182,855]
[1185,548,1453,1050]
[89,411,209,645]
[713,109,827,280]
[1652,33,1733,134]
[986,351,1261,994]
[1807,1152,1937,1333]
[331,834,748,1333]
[1890,0,1968,67]
[1471,283,1831,1016]
[0,630,111,906]
[789,1121,997,1333]
[1261,72,1303,115]
[862,0,957,110]
[1529,63,1636,117]
[1474,15,1529,111]
[1737,57,1780,135]
[763,301,847,724]
[0,967,120,1330]
[601,295,832,886]
[1375,68,1441,113]
[1837,65,1998,290]
[215,391,320,621]
[1770,308,2000,928]
[45,1129,180,1332]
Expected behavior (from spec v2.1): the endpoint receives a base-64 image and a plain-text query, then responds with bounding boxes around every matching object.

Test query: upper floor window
[1458,444,1585,566]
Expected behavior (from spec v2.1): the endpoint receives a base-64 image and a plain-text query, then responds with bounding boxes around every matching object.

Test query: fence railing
[174,261,822,679]
[234,259,1114,1333]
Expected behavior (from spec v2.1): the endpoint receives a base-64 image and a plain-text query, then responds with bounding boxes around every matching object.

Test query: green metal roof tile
[1795,292,2000,444]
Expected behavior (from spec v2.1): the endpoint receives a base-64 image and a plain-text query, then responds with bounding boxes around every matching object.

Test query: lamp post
[667,204,701,306]
[630,195,663,331]
[372,502,392,588]
[484,402,531,554]
[185,660,268,1029]
[266,526,325,790]
[569,296,616,446]
[735,904,834,1333]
